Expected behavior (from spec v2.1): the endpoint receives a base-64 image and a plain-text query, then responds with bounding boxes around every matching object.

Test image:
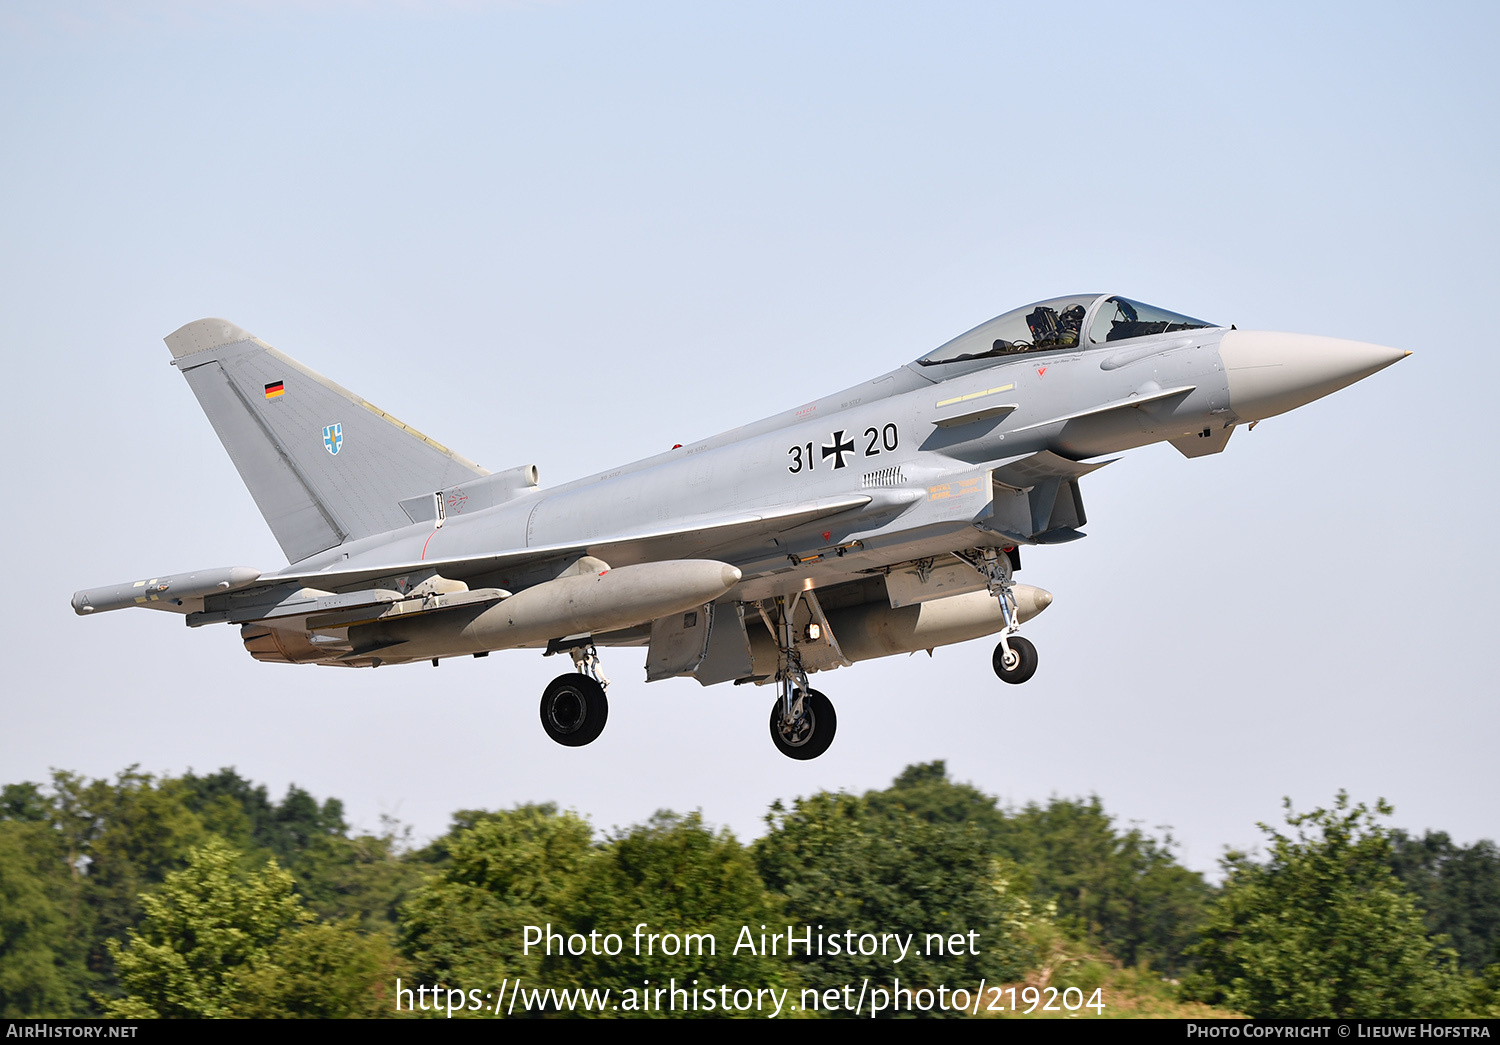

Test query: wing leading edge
[71,494,873,623]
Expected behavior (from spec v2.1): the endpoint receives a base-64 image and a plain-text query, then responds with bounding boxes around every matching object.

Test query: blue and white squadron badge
[322,422,343,456]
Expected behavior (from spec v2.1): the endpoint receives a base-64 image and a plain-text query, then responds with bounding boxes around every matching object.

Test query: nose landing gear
[960,546,1041,685]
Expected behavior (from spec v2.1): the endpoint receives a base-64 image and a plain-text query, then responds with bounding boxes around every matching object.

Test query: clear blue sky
[3,1,1495,873]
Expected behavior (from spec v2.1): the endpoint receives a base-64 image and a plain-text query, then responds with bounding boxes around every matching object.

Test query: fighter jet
[72,295,1407,759]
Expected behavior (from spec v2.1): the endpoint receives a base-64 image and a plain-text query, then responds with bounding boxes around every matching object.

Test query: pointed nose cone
[1220,330,1409,422]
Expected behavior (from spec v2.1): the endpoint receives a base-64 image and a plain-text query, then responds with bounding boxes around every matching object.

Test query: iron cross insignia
[821,430,855,469]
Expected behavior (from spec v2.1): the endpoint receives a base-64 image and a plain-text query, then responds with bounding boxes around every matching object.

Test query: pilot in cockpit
[1022,303,1087,350]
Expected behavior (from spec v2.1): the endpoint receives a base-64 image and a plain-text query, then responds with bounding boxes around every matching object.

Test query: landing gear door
[978,481,1033,543]
[885,560,990,608]
[690,599,755,687]
[647,604,717,682]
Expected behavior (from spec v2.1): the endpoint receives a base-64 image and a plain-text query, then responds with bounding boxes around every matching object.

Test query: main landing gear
[959,546,1041,686]
[761,591,839,760]
[770,688,836,760]
[540,644,610,747]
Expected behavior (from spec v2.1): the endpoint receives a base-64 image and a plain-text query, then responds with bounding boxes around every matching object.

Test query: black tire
[769,689,837,760]
[992,636,1038,684]
[540,673,608,747]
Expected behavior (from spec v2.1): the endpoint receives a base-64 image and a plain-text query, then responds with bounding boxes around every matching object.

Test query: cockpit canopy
[916,294,1219,366]
[1089,297,1218,343]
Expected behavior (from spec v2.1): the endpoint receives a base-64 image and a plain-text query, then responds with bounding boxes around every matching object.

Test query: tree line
[0,763,1495,1018]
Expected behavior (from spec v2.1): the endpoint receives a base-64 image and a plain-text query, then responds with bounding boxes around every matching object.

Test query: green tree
[178,768,421,939]
[754,789,1041,1014]
[864,762,1010,844]
[104,838,390,1018]
[995,796,1209,972]
[400,806,790,1018]
[0,821,89,1016]
[1188,793,1469,1018]
[868,763,1209,973]
[227,920,402,1018]
[48,768,211,952]
[564,812,791,1012]
[0,783,52,822]
[179,768,346,865]
[2,768,407,1015]
[289,826,427,935]
[1389,830,1500,970]
[104,838,306,1017]
[2,768,215,1010]
[400,804,595,994]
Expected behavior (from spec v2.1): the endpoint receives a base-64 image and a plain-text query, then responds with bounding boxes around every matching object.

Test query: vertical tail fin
[166,319,486,564]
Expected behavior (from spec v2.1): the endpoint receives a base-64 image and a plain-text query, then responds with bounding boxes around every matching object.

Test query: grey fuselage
[287,318,1230,604]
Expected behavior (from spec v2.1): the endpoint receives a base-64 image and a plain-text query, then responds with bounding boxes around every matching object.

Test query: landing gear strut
[539,644,609,747]
[761,593,838,760]
[960,546,1041,685]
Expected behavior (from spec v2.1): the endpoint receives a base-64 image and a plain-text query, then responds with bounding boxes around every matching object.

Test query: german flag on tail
[264,381,285,399]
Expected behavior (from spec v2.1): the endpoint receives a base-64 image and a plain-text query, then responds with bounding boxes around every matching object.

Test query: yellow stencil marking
[929,476,984,501]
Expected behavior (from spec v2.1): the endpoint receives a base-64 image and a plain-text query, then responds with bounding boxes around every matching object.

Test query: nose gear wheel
[957,546,1042,685]
[992,635,1038,684]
